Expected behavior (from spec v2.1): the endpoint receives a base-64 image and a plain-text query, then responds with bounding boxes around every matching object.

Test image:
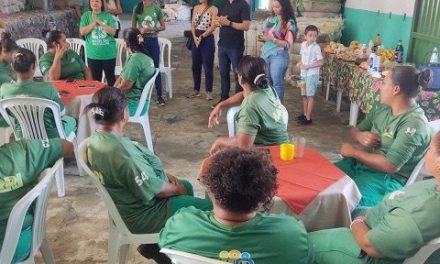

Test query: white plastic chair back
[0,158,62,264]
[403,237,440,264]
[128,69,159,152]
[161,248,228,264]
[226,105,289,137]
[405,120,440,186]
[0,126,13,146]
[16,38,47,78]
[158,37,174,98]
[67,38,87,66]
[115,38,129,76]
[78,139,159,263]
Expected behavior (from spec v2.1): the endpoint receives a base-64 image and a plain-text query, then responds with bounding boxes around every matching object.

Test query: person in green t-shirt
[40,30,92,81]
[0,32,16,87]
[0,48,77,139]
[84,87,212,263]
[80,0,117,86]
[309,131,440,264]
[208,55,289,155]
[336,65,432,212]
[114,28,155,116]
[160,147,313,263]
[132,0,166,106]
[0,139,73,263]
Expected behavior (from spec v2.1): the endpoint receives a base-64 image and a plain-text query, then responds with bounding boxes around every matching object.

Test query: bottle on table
[395,40,404,63]
[374,34,382,46]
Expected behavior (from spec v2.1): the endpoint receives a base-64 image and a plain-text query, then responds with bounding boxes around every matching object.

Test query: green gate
[408,0,440,65]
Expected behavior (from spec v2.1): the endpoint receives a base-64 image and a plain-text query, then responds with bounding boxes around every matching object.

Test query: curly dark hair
[202,147,278,214]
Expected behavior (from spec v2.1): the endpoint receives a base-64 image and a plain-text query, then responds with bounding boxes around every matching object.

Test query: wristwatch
[229,21,233,27]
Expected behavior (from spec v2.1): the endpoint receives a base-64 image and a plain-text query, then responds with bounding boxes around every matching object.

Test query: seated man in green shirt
[0,48,77,139]
[160,147,313,264]
[40,30,92,81]
[0,138,73,263]
[85,87,212,263]
[208,56,289,155]
[309,131,440,264]
[337,66,432,212]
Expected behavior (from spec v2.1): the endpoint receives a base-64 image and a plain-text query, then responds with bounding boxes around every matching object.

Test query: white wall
[345,0,416,16]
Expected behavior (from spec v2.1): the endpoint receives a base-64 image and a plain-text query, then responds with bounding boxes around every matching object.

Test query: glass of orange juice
[280,143,295,161]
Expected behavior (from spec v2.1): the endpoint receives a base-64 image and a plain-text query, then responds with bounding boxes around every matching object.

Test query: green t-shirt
[159,207,312,264]
[80,11,116,60]
[39,49,86,81]
[364,179,440,262]
[0,61,15,87]
[236,87,289,145]
[87,131,170,233]
[0,139,63,248]
[120,52,155,105]
[356,104,431,179]
[0,80,66,139]
[132,3,164,36]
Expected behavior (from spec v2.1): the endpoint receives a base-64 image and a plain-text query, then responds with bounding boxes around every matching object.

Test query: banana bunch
[377,49,395,61]
[324,41,345,54]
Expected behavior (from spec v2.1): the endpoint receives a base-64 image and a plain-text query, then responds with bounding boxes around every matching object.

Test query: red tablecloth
[52,80,106,104]
[199,146,346,214]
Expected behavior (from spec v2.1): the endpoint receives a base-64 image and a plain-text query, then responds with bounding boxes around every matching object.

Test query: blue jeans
[192,31,215,92]
[218,46,244,100]
[264,50,289,101]
[143,36,162,97]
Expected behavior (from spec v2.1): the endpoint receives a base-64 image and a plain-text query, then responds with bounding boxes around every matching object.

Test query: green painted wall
[342,8,413,61]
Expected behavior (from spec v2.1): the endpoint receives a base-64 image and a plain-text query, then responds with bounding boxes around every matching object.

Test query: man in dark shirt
[213,0,250,107]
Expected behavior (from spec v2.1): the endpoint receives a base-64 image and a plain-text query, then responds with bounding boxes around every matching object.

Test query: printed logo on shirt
[218,250,254,263]
[91,25,110,46]
[0,173,24,193]
[134,171,149,186]
[41,139,50,148]
[93,170,105,184]
[141,15,159,28]
[405,127,417,137]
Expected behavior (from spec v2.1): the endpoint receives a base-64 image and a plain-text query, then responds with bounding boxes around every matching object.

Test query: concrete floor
[38,33,352,263]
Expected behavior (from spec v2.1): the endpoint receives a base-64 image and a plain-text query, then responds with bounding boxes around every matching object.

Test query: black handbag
[184,6,210,50]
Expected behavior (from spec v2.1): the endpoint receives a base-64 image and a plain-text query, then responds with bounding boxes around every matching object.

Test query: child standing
[296,25,323,125]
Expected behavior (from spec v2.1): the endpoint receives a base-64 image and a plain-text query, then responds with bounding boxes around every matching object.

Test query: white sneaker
[206,92,213,101]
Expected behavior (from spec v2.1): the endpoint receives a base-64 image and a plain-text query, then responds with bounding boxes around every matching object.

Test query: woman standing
[0,32,16,86]
[132,0,166,106]
[186,0,217,101]
[80,0,117,85]
[260,0,297,101]
[104,0,122,37]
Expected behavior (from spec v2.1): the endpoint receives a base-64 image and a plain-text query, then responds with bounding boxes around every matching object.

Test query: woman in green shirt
[0,32,16,87]
[40,30,92,81]
[80,0,117,85]
[85,87,212,262]
[114,28,155,116]
[132,0,166,106]
[0,48,77,139]
[309,131,440,264]
[337,65,432,213]
[208,55,289,155]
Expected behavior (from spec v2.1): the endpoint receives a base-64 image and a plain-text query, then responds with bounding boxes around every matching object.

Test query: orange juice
[280,143,295,161]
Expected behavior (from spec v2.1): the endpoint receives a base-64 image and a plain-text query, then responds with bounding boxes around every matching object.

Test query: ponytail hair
[122,27,150,56]
[0,32,17,52]
[237,55,270,90]
[12,48,36,74]
[135,1,144,14]
[391,65,433,99]
[84,87,128,125]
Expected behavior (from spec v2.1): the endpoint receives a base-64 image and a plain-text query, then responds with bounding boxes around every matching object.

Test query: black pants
[88,58,116,86]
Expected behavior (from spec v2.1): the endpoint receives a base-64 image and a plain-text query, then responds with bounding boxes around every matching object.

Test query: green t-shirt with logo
[0,80,76,139]
[120,52,155,105]
[87,131,171,233]
[80,11,116,60]
[159,207,312,264]
[0,138,63,248]
[132,3,164,32]
[39,49,86,80]
[236,87,289,145]
[0,61,14,87]
[356,104,431,179]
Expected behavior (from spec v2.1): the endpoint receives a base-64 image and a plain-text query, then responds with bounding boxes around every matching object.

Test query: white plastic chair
[161,248,228,264]
[78,139,159,264]
[0,97,84,197]
[0,126,13,145]
[158,37,174,98]
[16,38,47,78]
[67,38,87,66]
[226,105,289,137]
[403,237,440,264]
[115,38,128,76]
[128,69,159,153]
[405,120,440,186]
[0,158,62,264]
